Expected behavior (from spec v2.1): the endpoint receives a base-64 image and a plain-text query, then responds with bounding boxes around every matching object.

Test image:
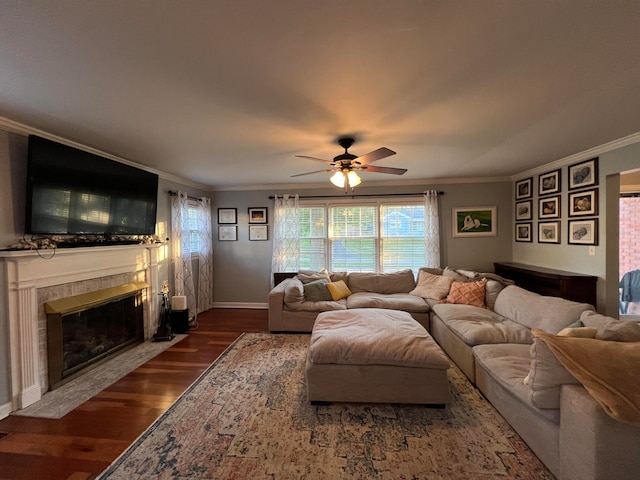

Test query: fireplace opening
[45,282,147,390]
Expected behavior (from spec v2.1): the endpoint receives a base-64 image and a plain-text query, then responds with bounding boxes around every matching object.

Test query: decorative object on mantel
[4,234,161,251]
[292,137,406,192]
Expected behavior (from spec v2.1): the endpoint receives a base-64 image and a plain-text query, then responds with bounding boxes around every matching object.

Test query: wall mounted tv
[26,135,159,236]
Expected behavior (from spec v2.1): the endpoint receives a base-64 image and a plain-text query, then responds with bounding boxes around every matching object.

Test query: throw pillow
[326,280,352,300]
[297,269,331,284]
[303,279,332,302]
[442,266,472,283]
[410,270,453,299]
[444,280,487,307]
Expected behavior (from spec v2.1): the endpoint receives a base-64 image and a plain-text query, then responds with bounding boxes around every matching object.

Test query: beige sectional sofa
[268,267,640,480]
[268,269,431,332]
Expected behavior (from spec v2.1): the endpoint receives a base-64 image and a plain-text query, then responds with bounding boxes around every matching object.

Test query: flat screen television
[26,135,159,236]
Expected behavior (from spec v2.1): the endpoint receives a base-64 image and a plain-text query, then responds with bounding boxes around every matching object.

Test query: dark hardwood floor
[0,308,269,480]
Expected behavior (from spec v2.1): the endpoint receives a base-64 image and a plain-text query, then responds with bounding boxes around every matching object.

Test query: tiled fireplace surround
[0,244,164,415]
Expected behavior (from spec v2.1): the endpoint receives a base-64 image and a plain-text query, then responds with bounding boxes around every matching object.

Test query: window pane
[331,238,376,271]
[187,205,200,253]
[381,204,425,273]
[300,207,326,269]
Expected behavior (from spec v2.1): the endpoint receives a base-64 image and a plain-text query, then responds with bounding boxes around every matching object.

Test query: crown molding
[209,175,512,192]
[512,131,640,181]
[0,116,210,191]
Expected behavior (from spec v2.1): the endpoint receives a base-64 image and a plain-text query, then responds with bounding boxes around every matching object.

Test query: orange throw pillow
[445,280,487,307]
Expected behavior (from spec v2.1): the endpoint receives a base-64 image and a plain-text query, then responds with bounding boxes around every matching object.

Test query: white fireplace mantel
[0,244,165,415]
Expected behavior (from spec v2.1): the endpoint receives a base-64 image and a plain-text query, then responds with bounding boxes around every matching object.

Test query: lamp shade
[330,171,346,187]
[347,171,361,187]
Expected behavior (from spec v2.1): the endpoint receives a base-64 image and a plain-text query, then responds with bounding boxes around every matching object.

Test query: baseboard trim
[211,302,268,310]
[0,401,12,420]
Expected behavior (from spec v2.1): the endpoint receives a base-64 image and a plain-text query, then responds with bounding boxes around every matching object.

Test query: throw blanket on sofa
[532,329,640,426]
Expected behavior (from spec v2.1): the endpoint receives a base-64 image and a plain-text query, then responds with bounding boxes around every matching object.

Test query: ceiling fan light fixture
[330,170,346,188]
[347,170,361,187]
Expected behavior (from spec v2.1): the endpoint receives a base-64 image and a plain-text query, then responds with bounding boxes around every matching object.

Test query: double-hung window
[298,200,425,273]
[186,201,200,255]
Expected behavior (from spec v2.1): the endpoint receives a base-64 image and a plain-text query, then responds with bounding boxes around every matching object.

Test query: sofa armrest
[560,384,640,480]
[268,278,292,331]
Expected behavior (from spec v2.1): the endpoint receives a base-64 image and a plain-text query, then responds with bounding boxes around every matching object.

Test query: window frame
[299,197,425,273]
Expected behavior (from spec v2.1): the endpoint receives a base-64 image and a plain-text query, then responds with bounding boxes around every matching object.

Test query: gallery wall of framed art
[514,157,599,246]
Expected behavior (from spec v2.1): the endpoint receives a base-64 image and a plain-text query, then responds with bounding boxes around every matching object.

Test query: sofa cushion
[303,279,332,302]
[493,285,594,333]
[443,266,471,282]
[297,269,331,284]
[473,343,560,424]
[347,269,415,294]
[580,310,640,342]
[410,270,453,299]
[347,292,430,312]
[326,280,352,300]
[526,337,580,409]
[432,303,532,346]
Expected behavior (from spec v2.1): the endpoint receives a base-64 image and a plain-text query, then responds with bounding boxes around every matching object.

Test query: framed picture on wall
[568,219,598,245]
[515,200,532,221]
[539,169,561,196]
[248,207,268,224]
[568,189,598,217]
[515,177,533,200]
[515,222,533,242]
[249,225,268,241]
[217,208,237,224]
[218,225,237,241]
[538,195,560,219]
[538,221,560,244]
[452,206,497,237]
[568,157,598,190]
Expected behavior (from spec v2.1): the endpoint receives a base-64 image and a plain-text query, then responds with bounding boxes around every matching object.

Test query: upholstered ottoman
[305,308,450,405]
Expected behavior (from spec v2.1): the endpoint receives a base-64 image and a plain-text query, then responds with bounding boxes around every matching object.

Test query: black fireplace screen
[47,289,144,389]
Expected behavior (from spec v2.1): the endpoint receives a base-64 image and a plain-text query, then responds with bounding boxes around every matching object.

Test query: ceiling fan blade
[360,165,407,175]
[291,168,334,178]
[295,155,333,164]
[355,147,396,165]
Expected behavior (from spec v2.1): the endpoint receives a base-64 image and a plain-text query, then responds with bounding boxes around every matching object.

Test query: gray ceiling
[1,1,639,189]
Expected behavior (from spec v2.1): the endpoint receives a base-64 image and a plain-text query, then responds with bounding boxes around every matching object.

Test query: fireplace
[0,244,165,416]
[45,282,147,389]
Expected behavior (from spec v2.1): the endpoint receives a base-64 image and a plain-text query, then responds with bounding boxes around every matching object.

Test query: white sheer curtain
[171,191,196,315]
[196,196,214,313]
[271,194,300,285]
[423,190,441,267]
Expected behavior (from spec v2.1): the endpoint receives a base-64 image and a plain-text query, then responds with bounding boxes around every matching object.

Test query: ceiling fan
[292,137,407,190]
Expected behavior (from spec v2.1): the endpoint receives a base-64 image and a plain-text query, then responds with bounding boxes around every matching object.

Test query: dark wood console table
[494,262,597,307]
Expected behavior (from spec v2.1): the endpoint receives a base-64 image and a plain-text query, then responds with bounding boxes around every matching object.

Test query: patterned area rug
[12,334,186,419]
[98,333,555,480]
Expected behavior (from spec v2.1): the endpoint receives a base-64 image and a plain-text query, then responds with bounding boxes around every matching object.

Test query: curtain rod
[268,191,444,200]
[168,190,201,202]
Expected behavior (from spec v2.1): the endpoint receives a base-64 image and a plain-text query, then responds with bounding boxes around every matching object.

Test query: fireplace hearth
[45,282,147,390]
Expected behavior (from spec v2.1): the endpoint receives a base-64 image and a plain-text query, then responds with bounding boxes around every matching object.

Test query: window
[187,202,200,254]
[299,201,425,273]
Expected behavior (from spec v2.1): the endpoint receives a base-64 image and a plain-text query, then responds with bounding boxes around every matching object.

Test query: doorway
[619,171,640,318]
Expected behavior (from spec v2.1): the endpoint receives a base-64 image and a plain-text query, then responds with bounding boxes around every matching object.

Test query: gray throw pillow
[303,279,332,302]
